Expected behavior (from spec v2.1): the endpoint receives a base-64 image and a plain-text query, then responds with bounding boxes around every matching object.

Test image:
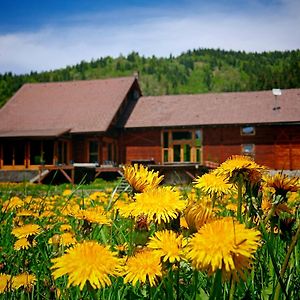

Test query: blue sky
[0,0,299,74]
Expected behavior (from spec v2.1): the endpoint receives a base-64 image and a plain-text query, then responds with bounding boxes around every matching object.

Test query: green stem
[260,222,288,299]
[274,223,300,300]
[209,269,222,300]
[264,204,276,225]
[193,270,198,300]
[237,175,243,222]
[176,262,180,300]
[229,278,235,300]
[86,281,98,300]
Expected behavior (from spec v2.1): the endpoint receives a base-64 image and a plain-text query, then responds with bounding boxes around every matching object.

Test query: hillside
[0,48,299,107]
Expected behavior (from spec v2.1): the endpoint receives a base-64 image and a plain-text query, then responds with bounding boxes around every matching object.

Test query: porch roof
[0,128,70,138]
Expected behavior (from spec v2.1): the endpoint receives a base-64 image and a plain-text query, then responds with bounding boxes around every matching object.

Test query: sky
[0,0,299,74]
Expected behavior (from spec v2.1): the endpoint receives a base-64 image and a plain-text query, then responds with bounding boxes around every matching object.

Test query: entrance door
[173,144,181,162]
[162,129,202,164]
[172,143,191,162]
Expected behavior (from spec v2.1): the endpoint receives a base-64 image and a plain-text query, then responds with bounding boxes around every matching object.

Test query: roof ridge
[139,88,300,99]
[22,76,136,87]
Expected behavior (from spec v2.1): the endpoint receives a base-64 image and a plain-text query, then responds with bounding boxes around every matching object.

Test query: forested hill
[1,48,300,107]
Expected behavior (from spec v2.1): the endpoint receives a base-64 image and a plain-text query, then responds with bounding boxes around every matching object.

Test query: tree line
[0,48,299,107]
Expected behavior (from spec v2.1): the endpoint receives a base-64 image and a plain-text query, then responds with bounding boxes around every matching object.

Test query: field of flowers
[0,155,299,299]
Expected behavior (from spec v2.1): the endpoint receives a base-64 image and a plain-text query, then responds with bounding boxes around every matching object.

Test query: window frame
[240,126,255,136]
[161,129,202,163]
[241,143,255,156]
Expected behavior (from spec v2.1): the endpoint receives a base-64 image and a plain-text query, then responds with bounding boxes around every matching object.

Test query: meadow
[0,156,299,299]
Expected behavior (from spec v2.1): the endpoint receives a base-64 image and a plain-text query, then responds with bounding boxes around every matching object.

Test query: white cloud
[0,1,299,74]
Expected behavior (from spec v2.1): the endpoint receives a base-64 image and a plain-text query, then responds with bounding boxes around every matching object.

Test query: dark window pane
[30,141,41,165]
[108,143,112,161]
[58,141,68,164]
[43,140,54,165]
[14,141,25,165]
[89,141,98,163]
[3,142,13,165]
[196,148,201,162]
[163,132,169,148]
[183,144,191,162]
[195,130,202,147]
[173,145,181,162]
[172,131,192,140]
[163,149,168,162]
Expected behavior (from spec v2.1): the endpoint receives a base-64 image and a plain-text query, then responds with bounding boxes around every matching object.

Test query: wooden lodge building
[0,76,299,183]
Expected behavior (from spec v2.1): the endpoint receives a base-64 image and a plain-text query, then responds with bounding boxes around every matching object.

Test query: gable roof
[0,77,137,136]
[125,89,300,128]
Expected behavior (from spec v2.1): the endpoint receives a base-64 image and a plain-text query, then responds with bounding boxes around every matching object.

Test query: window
[43,141,54,165]
[183,144,191,162]
[57,141,69,164]
[163,132,169,148]
[172,131,192,140]
[30,141,42,165]
[173,145,181,162]
[196,148,201,162]
[241,126,255,136]
[162,129,202,163]
[3,142,13,165]
[242,144,255,156]
[163,132,169,162]
[195,130,202,147]
[89,141,99,163]
[163,149,169,162]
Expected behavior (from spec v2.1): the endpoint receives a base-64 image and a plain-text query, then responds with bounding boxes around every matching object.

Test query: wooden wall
[203,125,300,170]
[121,125,300,170]
[120,129,162,164]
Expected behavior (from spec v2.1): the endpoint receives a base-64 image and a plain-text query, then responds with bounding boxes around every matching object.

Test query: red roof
[0,77,136,136]
[125,89,300,128]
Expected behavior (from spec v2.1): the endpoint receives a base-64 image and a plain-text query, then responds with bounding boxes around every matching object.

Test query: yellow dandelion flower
[12,224,41,239]
[68,206,111,225]
[194,173,234,197]
[147,230,186,263]
[184,201,213,232]
[115,243,128,257]
[51,241,121,290]
[12,273,36,290]
[62,189,73,196]
[119,187,187,224]
[180,217,189,229]
[264,173,300,197]
[187,217,261,281]
[40,211,56,218]
[16,209,38,218]
[225,203,246,214]
[123,164,164,193]
[14,237,37,251]
[49,232,77,247]
[2,196,24,212]
[83,210,111,225]
[0,274,12,293]
[261,198,293,216]
[123,249,162,286]
[24,196,33,204]
[115,242,128,252]
[214,155,265,184]
[89,191,106,202]
[60,224,72,232]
